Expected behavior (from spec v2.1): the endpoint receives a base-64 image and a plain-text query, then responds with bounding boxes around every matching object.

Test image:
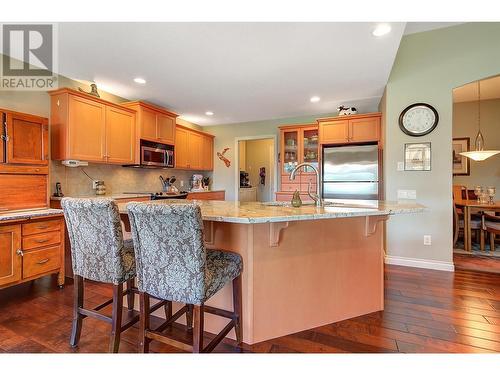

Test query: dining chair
[453,202,484,250]
[483,213,500,251]
[127,202,243,353]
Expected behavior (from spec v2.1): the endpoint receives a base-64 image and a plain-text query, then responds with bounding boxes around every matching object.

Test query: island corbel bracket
[364,215,388,237]
[204,221,215,245]
[269,221,289,247]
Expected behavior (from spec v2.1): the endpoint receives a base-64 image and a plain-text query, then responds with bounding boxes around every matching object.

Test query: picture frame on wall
[452,137,470,176]
[404,142,431,171]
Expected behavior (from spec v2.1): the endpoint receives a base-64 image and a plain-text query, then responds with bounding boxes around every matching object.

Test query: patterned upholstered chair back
[127,202,206,304]
[61,198,135,284]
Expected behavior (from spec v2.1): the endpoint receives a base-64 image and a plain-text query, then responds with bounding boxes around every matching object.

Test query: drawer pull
[35,238,49,243]
[16,249,24,257]
[36,258,50,265]
[0,207,9,212]
[36,225,49,230]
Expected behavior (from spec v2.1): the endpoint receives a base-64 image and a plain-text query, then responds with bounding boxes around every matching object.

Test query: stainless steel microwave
[140,140,174,168]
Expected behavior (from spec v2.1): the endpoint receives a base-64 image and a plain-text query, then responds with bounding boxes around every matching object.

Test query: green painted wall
[383,23,500,268]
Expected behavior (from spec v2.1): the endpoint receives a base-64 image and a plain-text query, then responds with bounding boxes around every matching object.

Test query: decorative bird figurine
[217,147,231,168]
[78,83,100,98]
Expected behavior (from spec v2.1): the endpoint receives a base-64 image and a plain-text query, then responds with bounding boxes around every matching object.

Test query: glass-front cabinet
[302,127,319,172]
[282,129,299,174]
[279,124,319,175]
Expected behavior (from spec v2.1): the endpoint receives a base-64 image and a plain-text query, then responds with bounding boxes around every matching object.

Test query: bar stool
[127,202,243,353]
[61,198,140,353]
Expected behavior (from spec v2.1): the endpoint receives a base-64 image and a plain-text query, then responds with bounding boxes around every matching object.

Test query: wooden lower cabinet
[187,191,225,200]
[0,216,65,290]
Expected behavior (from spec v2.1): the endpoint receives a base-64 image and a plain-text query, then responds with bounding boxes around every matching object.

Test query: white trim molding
[385,255,455,272]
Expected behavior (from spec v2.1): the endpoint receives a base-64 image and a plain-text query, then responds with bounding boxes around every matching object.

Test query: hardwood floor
[454,253,500,274]
[1,264,500,353]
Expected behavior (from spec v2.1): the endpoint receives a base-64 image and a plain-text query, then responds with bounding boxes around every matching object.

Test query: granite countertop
[117,199,425,224]
[0,208,63,222]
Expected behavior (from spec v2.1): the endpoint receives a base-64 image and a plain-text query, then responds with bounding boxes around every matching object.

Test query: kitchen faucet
[289,162,323,207]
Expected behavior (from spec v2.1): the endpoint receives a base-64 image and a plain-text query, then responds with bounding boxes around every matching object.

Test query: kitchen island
[118,200,424,344]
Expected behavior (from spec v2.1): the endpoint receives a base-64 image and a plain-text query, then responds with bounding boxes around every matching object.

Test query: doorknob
[16,249,24,257]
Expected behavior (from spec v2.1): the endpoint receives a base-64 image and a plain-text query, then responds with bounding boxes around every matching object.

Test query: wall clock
[399,103,439,137]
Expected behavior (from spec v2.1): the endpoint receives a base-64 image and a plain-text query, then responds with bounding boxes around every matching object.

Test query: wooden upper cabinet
[157,114,175,144]
[140,108,157,140]
[175,125,214,171]
[318,119,349,144]
[201,135,213,171]
[188,131,203,170]
[175,127,189,169]
[105,106,135,164]
[318,113,381,144]
[1,110,48,165]
[0,225,21,287]
[122,101,177,145]
[49,88,137,164]
[349,117,380,142]
[68,94,106,162]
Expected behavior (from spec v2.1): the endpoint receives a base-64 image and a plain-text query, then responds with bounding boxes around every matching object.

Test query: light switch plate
[424,235,432,245]
[397,189,417,200]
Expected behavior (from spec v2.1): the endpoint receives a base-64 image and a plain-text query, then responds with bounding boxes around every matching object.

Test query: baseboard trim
[385,255,455,272]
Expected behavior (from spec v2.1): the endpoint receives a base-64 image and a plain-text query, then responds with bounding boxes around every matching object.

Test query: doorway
[235,136,277,202]
[452,75,500,273]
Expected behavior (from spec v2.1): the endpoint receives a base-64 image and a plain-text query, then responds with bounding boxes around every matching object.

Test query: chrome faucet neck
[288,162,323,207]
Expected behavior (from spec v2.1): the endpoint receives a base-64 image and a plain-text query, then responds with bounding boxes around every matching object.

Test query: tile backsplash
[50,162,212,197]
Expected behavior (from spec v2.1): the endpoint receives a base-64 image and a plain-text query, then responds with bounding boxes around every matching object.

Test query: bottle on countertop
[291,190,302,208]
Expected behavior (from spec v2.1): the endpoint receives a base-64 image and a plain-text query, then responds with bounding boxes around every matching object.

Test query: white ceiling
[403,22,464,35]
[57,23,406,126]
[453,75,500,103]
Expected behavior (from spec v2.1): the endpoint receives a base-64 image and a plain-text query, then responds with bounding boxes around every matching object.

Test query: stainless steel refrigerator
[322,144,379,200]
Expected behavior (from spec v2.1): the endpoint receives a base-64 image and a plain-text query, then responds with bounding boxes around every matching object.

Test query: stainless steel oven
[140,140,174,168]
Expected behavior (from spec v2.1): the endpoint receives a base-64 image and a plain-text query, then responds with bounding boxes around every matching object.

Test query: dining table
[454,199,500,252]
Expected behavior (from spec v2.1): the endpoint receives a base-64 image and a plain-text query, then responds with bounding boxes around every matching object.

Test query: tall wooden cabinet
[0,108,65,290]
[175,125,214,171]
[277,124,319,201]
[49,88,136,164]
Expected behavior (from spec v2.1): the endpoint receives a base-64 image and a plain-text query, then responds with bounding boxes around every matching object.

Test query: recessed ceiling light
[372,24,391,37]
[133,77,146,84]
[310,96,320,103]
[205,111,214,116]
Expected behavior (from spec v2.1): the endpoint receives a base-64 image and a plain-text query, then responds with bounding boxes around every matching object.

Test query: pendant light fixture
[460,80,500,161]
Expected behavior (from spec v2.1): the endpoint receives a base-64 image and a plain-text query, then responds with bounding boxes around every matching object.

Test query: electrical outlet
[423,235,432,246]
[92,180,99,189]
[397,162,404,171]
[407,190,417,199]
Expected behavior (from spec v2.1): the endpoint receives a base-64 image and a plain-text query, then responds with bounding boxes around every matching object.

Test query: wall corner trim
[385,255,455,272]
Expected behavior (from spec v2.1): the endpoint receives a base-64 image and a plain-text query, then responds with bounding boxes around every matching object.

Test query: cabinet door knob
[16,249,24,257]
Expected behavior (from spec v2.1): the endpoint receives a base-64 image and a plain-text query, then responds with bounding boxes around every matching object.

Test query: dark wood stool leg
[186,304,194,330]
[164,300,172,320]
[126,279,135,311]
[109,283,123,353]
[232,275,243,345]
[139,292,150,353]
[70,275,84,347]
[192,305,204,353]
[491,233,496,251]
